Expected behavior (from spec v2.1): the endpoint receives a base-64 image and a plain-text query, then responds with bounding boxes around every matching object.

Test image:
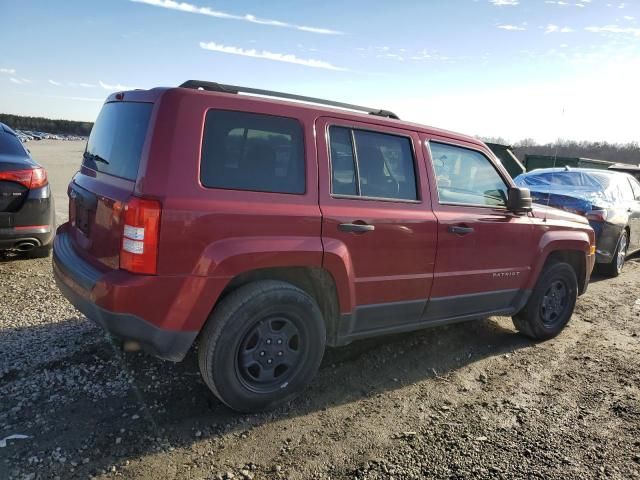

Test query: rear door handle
[448,225,474,235]
[338,222,375,233]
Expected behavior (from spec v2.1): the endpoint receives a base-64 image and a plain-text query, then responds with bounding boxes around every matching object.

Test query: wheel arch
[529,229,592,295]
[210,266,343,346]
[544,249,587,294]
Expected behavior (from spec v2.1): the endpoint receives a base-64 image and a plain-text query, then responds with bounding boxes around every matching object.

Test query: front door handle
[338,222,375,233]
[448,225,474,235]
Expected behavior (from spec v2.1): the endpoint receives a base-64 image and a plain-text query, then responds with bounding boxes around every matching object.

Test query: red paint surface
[59,86,595,332]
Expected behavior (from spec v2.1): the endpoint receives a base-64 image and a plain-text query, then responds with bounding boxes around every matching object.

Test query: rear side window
[616,176,635,201]
[0,131,27,156]
[629,177,640,199]
[329,126,417,201]
[201,111,305,194]
[84,102,153,180]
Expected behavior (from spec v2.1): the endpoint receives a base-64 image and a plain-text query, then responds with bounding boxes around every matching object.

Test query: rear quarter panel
[142,88,324,280]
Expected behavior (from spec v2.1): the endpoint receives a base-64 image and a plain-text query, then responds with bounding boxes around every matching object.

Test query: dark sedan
[515,167,640,277]
[0,122,55,257]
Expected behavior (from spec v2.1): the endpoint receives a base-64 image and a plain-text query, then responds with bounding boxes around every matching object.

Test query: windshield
[84,102,153,180]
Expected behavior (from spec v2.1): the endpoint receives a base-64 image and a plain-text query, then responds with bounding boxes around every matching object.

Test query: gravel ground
[1,141,639,479]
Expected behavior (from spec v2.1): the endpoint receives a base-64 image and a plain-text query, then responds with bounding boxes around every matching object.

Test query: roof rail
[179,80,400,120]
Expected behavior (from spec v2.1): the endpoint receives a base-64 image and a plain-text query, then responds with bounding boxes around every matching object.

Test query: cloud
[99,80,136,91]
[69,82,98,88]
[545,24,574,33]
[199,41,347,70]
[490,0,519,5]
[0,68,16,75]
[48,79,62,86]
[9,77,32,85]
[45,95,104,102]
[586,24,640,36]
[18,92,104,103]
[498,24,526,31]
[131,0,342,35]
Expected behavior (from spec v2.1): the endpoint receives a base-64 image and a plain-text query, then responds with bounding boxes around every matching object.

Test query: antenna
[544,105,566,222]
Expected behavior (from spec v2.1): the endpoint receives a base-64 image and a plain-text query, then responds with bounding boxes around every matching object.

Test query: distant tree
[512,139,640,165]
[0,113,93,136]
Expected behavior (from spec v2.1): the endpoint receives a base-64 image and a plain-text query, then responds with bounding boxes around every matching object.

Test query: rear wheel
[513,262,578,340]
[598,230,628,277]
[198,280,326,412]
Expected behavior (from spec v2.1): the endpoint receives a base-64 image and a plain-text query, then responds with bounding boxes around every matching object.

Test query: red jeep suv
[53,81,595,412]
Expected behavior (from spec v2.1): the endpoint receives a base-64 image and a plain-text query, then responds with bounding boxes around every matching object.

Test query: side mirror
[507,187,532,214]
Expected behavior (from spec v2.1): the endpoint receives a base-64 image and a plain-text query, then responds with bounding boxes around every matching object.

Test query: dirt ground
[1,141,639,479]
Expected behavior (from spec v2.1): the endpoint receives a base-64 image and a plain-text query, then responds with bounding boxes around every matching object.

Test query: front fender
[526,229,593,290]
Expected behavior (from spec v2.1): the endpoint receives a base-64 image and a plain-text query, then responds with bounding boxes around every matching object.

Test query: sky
[1,0,639,143]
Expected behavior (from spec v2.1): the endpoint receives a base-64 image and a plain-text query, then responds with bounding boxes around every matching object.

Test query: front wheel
[512,262,578,340]
[198,280,326,412]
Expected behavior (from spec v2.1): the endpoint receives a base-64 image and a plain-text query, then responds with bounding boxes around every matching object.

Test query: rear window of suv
[200,110,305,194]
[83,102,153,180]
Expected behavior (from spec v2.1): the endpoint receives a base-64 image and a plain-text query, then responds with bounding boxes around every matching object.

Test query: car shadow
[1,314,535,478]
[588,253,640,283]
[0,252,30,263]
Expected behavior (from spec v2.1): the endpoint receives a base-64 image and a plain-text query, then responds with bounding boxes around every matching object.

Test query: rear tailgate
[69,101,153,269]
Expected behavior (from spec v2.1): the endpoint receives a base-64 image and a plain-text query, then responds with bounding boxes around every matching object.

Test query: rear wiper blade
[83,151,109,165]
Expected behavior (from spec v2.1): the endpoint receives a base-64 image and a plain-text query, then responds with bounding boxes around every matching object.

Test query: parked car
[609,163,640,181]
[0,122,55,257]
[53,81,595,412]
[515,167,640,276]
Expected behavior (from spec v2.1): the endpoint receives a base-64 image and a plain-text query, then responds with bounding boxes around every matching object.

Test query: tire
[597,229,628,278]
[25,244,52,259]
[198,280,326,412]
[512,262,578,341]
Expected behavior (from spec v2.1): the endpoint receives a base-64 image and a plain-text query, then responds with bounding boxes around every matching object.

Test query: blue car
[515,167,640,277]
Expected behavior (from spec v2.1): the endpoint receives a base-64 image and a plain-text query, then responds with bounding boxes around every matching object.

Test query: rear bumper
[0,225,54,250]
[0,185,55,250]
[52,230,198,361]
[592,221,624,264]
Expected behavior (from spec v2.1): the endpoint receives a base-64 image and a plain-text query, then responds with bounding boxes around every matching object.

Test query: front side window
[201,110,305,194]
[329,126,418,201]
[429,142,508,207]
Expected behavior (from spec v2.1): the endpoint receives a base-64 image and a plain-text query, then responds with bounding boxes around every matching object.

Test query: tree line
[482,137,640,165]
[0,113,93,136]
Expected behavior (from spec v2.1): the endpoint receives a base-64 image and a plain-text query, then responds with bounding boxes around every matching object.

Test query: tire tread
[197,280,324,411]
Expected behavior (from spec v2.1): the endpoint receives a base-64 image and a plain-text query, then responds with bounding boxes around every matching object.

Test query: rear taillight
[586,207,608,223]
[119,196,161,275]
[0,167,48,189]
